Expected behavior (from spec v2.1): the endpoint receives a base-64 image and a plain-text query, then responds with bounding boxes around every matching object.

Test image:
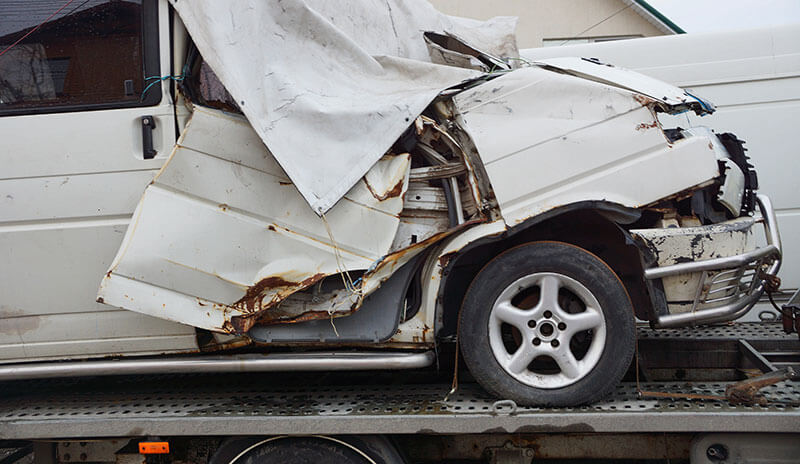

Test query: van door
[0,0,198,362]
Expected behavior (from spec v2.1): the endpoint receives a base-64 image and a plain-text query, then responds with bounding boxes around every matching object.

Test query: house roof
[625,0,685,34]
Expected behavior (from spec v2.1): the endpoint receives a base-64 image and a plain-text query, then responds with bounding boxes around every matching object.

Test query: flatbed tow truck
[1,322,798,464]
[1,2,799,463]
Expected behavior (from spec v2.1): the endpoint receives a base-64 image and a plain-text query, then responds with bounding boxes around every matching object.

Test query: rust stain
[633,94,658,106]
[635,121,658,131]
[219,203,229,211]
[279,181,292,186]
[421,324,431,343]
[365,176,405,202]
[227,272,327,334]
[198,334,253,352]
[236,273,324,310]
[267,225,276,231]
[229,315,256,334]
[438,251,457,269]
[96,297,104,304]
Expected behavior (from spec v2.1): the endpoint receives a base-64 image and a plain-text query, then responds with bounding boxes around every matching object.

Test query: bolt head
[527,320,536,328]
[558,322,567,330]
[543,310,552,318]
[706,444,728,462]
[551,339,560,347]
[532,338,541,346]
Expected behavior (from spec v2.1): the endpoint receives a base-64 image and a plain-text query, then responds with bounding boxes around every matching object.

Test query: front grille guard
[646,194,782,328]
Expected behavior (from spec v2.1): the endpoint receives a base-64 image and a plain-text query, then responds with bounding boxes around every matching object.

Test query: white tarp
[170,0,517,214]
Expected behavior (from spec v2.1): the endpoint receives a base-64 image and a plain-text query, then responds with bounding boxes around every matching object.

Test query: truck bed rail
[1,324,798,440]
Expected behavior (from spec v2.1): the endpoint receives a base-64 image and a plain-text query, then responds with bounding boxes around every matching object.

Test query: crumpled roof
[170,0,517,214]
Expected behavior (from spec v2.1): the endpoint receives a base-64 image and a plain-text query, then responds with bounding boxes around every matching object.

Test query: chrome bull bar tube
[648,194,782,328]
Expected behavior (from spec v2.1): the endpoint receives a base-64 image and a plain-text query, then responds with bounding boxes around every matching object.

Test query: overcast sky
[648,0,800,33]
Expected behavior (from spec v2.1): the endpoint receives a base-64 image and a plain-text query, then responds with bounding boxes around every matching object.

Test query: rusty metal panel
[98,106,410,333]
[633,217,758,314]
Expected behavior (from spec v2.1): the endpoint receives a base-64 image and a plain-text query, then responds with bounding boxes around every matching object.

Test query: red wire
[0,0,78,58]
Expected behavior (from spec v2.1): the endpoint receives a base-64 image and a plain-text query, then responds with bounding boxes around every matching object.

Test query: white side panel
[1,171,158,221]
[0,222,198,363]
[453,68,720,226]
[98,107,409,333]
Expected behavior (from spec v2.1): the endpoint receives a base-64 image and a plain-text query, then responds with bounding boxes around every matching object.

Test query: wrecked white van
[0,0,781,406]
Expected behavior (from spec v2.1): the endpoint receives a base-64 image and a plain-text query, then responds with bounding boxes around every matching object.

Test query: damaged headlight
[667,126,759,220]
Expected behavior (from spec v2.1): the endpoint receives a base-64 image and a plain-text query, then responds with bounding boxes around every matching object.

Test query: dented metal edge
[647,194,782,328]
[643,195,781,280]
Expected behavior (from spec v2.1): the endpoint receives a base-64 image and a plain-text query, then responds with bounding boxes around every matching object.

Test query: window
[0,0,160,115]
[541,35,642,47]
[182,47,241,114]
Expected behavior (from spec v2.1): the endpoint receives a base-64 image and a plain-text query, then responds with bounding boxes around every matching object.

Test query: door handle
[141,115,156,159]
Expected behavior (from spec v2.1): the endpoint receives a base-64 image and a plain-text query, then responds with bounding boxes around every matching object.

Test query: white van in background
[523,24,800,319]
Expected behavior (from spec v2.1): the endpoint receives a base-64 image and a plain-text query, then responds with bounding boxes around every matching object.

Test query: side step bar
[0,351,435,381]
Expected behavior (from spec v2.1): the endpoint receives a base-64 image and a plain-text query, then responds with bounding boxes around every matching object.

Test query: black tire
[209,436,403,464]
[459,241,635,407]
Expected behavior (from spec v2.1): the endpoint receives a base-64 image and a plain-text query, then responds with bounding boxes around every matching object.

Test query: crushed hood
[171,0,518,214]
[533,57,715,115]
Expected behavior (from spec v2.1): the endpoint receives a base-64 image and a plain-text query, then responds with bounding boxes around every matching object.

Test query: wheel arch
[434,201,662,337]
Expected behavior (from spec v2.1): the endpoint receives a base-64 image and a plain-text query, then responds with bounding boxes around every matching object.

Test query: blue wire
[685,91,712,115]
[140,74,185,101]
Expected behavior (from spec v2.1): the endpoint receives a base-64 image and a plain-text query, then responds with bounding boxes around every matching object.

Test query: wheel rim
[487,272,607,389]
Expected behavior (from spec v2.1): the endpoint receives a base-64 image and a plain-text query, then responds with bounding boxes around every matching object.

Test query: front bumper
[638,194,781,328]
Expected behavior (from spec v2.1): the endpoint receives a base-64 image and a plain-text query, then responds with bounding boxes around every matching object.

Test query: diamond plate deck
[637,322,798,340]
[0,324,798,439]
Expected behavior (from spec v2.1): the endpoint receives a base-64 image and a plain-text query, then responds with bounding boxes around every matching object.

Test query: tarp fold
[170,0,518,213]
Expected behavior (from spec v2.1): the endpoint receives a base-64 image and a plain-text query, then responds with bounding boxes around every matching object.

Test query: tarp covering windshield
[170,0,518,214]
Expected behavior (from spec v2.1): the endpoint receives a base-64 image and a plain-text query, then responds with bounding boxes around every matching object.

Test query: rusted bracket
[725,367,796,406]
[779,287,800,339]
[781,304,800,338]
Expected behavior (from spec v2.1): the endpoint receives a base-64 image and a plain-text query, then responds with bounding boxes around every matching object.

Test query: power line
[559,3,634,45]
[0,0,77,57]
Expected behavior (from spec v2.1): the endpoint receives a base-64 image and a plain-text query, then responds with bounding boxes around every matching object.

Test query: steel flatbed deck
[0,323,798,440]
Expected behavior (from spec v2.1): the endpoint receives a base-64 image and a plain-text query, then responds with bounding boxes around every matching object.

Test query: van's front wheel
[459,241,635,407]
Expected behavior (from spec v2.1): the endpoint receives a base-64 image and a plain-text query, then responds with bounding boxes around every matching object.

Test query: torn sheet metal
[451,66,721,226]
[98,107,411,333]
[532,57,715,115]
[424,32,512,71]
[171,0,518,214]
